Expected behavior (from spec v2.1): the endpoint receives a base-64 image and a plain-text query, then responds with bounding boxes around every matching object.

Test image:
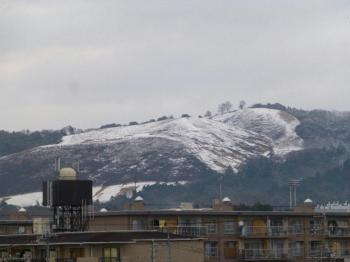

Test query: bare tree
[239,100,246,110]
[217,101,232,114]
[204,110,212,117]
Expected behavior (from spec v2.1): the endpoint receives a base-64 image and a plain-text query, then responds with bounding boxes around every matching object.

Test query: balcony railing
[153,224,350,238]
[1,258,120,262]
[241,248,336,260]
[308,227,324,235]
[155,225,208,237]
[327,249,350,257]
[328,227,350,237]
[240,249,289,260]
[241,226,295,237]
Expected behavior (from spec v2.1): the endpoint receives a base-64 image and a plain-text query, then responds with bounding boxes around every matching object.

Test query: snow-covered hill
[58,117,272,172]
[0,108,303,198]
[213,108,303,155]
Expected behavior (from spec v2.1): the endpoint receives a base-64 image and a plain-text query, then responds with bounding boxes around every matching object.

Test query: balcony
[240,249,289,260]
[327,249,350,258]
[155,225,208,237]
[328,227,350,237]
[241,226,291,237]
[3,258,120,262]
[308,227,324,236]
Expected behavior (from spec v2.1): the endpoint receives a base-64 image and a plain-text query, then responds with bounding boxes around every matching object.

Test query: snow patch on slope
[0,181,188,207]
[214,108,303,155]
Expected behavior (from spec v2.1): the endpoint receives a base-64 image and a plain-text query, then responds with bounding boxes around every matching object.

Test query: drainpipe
[167,229,172,262]
[151,240,155,262]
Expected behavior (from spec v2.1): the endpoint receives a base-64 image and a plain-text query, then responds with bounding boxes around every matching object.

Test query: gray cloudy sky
[1,1,350,130]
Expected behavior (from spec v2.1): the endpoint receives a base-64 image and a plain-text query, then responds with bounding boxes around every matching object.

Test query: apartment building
[0,231,204,262]
[2,197,350,261]
[87,198,350,261]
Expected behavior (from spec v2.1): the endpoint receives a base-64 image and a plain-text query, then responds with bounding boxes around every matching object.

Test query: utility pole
[218,175,223,200]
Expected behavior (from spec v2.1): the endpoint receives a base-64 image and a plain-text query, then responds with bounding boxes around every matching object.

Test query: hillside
[2,105,350,207]
[0,116,275,196]
[213,108,303,155]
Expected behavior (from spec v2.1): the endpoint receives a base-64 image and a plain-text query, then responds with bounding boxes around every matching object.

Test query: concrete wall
[89,216,130,231]
[120,241,204,262]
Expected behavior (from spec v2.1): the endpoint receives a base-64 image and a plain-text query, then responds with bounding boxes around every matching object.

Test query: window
[18,226,25,234]
[310,219,323,235]
[224,221,237,235]
[290,241,303,257]
[103,247,119,262]
[206,224,217,234]
[309,241,322,257]
[132,220,145,230]
[205,242,218,257]
[290,219,303,234]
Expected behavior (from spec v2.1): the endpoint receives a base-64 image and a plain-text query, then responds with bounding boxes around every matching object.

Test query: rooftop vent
[135,196,144,202]
[18,207,26,212]
[304,199,313,204]
[222,197,231,203]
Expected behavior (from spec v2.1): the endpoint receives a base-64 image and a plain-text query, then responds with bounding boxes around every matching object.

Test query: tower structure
[42,167,92,232]
[288,179,300,208]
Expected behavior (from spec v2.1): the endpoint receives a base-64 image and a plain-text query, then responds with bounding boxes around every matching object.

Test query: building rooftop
[0,231,200,247]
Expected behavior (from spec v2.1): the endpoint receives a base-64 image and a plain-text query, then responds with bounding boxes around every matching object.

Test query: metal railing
[0,259,76,262]
[328,227,350,236]
[308,226,324,235]
[0,258,120,262]
[240,249,288,260]
[327,249,350,257]
[241,226,294,237]
[155,225,207,237]
[240,248,335,260]
[99,257,120,262]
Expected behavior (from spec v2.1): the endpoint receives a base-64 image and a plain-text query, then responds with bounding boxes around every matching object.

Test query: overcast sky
[1,1,350,130]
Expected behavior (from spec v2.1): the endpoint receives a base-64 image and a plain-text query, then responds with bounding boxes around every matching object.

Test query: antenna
[54,158,61,172]
[288,179,301,208]
[218,175,223,200]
